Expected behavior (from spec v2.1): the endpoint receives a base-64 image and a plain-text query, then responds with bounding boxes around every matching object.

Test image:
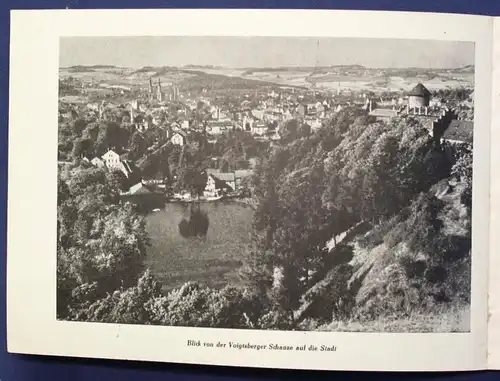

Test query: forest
[57,106,472,332]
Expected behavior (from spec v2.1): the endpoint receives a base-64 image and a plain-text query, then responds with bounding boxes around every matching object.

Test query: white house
[171,131,187,146]
[91,157,105,168]
[101,149,122,170]
[100,149,134,178]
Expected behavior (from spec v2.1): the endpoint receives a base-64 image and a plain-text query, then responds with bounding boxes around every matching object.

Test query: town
[57,41,475,333]
[58,65,474,210]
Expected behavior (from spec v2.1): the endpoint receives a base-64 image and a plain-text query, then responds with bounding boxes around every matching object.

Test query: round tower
[408,83,431,108]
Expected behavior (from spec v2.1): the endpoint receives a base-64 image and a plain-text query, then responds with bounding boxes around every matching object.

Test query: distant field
[190,67,474,92]
[59,65,475,95]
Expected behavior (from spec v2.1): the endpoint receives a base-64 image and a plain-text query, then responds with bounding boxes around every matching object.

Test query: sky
[59,36,475,69]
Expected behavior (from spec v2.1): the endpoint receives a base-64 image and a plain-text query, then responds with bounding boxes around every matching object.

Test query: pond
[144,201,255,293]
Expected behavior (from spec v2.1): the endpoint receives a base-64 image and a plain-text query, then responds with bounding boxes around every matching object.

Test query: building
[101,149,122,169]
[206,120,233,135]
[242,115,255,132]
[100,149,135,178]
[130,99,140,110]
[148,77,154,102]
[156,77,164,102]
[251,121,268,136]
[171,130,187,146]
[165,85,180,101]
[91,157,105,168]
[147,77,165,102]
[204,173,235,197]
[120,182,164,211]
[296,104,308,116]
[408,83,431,113]
[214,172,236,190]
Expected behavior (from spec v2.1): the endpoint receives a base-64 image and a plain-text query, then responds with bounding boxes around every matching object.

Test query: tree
[106,170,129,192]
[128,132,147,161]
[84,270,167,325]
[72,118,87,136]
[451,147,473,209]
[71,137,94,159]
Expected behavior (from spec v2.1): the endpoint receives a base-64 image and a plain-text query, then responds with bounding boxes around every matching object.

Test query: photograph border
[7,9,491,372]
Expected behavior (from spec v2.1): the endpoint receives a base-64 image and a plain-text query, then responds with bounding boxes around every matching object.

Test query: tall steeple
[148,77,154,102]
[156,77,163,102]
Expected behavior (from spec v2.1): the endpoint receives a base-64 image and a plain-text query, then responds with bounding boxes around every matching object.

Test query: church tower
[148,77,154,102]
[156,77,164,102]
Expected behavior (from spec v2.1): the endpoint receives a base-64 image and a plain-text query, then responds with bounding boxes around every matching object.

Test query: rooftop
[126,182,155,196]
[214,172,236,182]
[408,83,431,98]
[442,120,474,144]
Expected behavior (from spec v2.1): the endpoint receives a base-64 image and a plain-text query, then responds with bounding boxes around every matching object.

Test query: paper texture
[487,18,500,370]
[7,9,491,371]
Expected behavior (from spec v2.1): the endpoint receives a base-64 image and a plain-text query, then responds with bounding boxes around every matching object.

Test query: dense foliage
[57,105,472,331]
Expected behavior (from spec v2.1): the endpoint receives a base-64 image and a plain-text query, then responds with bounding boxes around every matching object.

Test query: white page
[7,9,491,371]
[488,17,500,370]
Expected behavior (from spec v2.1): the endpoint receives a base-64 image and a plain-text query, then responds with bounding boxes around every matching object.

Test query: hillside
[293,176,470,332]
[242,111,472,332]
[57,100,472,333]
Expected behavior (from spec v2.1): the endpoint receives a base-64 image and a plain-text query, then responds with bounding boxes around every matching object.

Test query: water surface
[145,201,254,292]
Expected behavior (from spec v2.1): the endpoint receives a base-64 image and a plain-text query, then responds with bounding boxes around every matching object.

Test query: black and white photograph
[56,36,474,333]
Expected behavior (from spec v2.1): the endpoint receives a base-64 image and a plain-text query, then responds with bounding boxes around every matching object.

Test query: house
[122,182,155,196]
[171,130,187,146]
[101,149,123,170]
[206,120,233,135]
[215,172,236,190]
[120,181,164,211]
[91,157,105,168]
[101,149,135,178]
[204,173,234,197]
[242,116,255,132]
[251,122,268,136]
[305,118,322,131]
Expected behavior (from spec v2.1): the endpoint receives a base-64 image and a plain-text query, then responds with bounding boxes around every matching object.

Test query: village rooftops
[442,120,473,144]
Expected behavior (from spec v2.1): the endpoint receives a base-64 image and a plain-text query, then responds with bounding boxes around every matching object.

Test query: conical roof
[408,83,431,97]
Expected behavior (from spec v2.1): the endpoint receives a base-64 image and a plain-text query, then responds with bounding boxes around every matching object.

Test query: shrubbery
[57,106,472,331]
